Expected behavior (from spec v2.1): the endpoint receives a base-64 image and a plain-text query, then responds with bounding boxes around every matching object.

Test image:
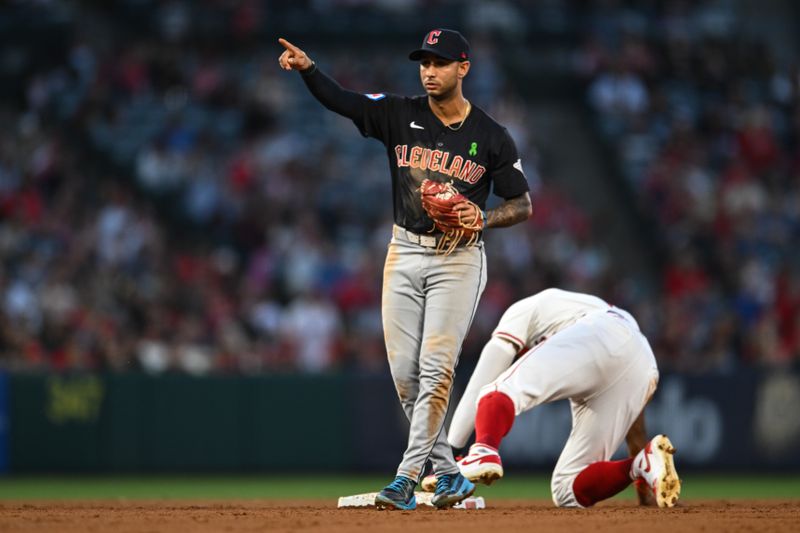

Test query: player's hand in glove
[453,200,483,227]
[278,38,314,72]
[420,179,484,255]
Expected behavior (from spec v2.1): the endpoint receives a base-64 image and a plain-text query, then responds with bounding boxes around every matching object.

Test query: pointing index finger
[278,38,300,53]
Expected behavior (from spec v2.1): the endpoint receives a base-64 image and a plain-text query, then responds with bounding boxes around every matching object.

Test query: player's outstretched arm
[626,410,658,506]
[447,337,518,448]
[278,38,314,72]
[277,37,366,122]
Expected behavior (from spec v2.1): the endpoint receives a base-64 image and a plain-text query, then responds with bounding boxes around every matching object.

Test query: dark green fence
[8,374,364,473]
[5,371,800,473]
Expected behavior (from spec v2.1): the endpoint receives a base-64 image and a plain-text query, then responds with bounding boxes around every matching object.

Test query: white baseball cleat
[457,443,504,485]
[420,474,437,493]
[632,434,681,508]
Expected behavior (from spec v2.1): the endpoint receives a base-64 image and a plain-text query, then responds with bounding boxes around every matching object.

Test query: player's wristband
[300,61,317,76]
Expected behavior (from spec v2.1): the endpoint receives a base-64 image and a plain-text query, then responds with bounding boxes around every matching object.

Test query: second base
[337,492,485,509]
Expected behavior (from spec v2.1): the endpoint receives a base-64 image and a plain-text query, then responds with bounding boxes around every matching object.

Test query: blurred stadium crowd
[582,3,800,371]
[1,0,798,375]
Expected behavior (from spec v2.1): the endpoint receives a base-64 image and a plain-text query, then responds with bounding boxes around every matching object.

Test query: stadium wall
[4,371,800,473]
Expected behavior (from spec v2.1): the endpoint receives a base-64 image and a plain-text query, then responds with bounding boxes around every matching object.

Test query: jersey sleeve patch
[365,93,386,101]
[513,158,524,174]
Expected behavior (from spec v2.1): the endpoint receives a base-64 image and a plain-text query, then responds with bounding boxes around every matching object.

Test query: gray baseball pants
[383,226,487,481]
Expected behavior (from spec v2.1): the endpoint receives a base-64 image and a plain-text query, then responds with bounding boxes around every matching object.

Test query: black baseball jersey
[354,94,529,234]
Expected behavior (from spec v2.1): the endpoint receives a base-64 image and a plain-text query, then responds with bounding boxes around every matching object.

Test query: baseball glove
[419,179,484,255]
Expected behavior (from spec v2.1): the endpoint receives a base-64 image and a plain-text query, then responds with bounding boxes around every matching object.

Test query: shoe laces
[435,473,456,493]
[387,475,415,495]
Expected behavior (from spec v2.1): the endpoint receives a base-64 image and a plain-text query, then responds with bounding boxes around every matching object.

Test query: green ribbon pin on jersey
[469,142,478,156]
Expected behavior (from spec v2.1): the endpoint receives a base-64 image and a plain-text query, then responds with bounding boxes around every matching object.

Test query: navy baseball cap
[409,29,470,62]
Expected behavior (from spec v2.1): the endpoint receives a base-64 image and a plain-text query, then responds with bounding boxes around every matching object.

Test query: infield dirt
[1,499,798,532]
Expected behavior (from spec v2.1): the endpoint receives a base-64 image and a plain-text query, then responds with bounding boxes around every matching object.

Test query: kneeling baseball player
[430,288,680,508]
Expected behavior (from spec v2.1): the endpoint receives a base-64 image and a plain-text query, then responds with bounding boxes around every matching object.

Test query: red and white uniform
[448,288,659,507]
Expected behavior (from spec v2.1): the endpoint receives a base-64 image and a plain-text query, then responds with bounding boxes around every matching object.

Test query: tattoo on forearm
[486,193,532,228]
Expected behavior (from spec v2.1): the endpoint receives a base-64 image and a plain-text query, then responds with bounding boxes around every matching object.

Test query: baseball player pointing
[279,30,531,510]
[443,288,681,508]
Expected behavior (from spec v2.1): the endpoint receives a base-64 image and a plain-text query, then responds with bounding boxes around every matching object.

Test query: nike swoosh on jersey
[410,121,425,130]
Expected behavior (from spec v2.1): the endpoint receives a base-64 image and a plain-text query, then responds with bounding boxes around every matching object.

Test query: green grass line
[0,475,797,500]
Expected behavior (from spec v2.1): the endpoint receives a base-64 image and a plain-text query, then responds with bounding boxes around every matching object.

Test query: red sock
[474,391,515,449]
[572,458,635,507]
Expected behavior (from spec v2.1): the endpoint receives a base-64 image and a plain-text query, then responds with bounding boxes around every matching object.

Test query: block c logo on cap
[426,30,442,45]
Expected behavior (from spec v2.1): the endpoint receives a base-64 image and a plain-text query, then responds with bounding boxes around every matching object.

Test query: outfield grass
[0,475,797,500]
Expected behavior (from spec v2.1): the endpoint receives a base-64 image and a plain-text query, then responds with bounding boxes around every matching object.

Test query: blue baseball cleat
[431,472,475,509]
[375,475,417,510]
